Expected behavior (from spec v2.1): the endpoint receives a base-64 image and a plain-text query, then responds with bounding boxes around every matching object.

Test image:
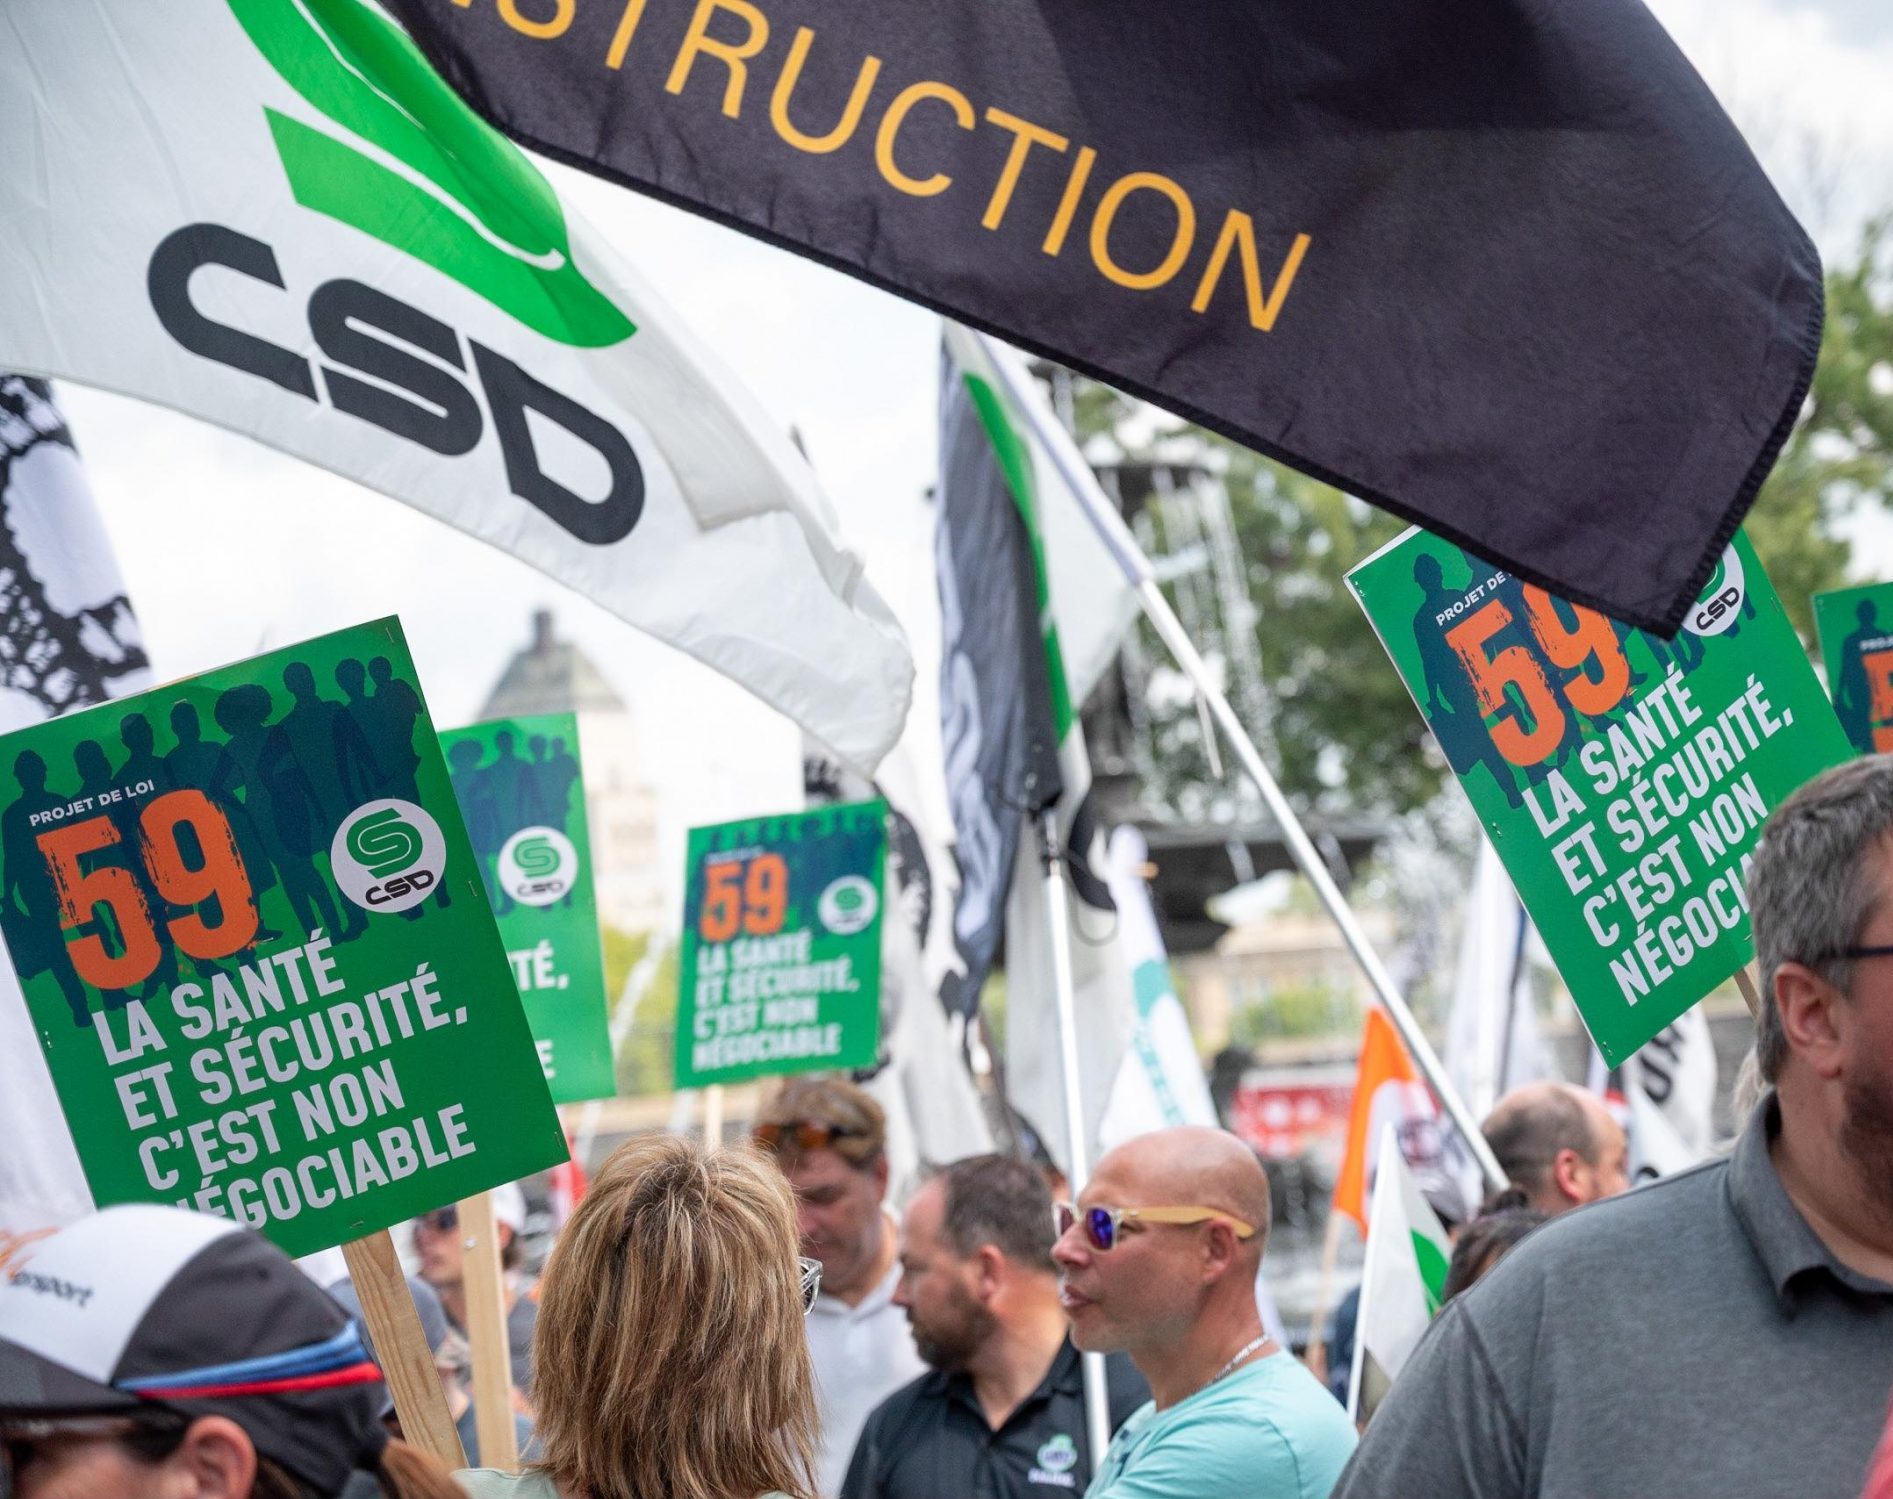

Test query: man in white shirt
[756,1078,924,1496]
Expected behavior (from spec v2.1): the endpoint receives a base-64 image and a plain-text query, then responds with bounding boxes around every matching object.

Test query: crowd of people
[4,758,1893,1497]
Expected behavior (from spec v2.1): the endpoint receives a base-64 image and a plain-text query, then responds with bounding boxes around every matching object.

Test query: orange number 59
[37,790,257,992]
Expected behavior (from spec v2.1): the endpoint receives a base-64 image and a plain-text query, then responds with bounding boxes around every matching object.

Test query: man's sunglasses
[754,1121,864,1153]
[1054,1202,1257,1253]
[799,1255,823,1315]
[415,1206,458,1233]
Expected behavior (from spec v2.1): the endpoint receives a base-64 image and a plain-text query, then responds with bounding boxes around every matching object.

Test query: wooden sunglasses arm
[1127,1206,1257,1239]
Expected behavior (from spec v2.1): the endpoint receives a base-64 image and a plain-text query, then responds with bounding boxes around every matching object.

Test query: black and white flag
[0,376,152,1238]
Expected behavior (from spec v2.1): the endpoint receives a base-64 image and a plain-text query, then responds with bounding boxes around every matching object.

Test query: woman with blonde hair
[458,1136,820,1499]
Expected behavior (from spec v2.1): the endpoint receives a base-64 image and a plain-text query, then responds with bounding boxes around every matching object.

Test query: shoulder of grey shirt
[1440,1154,1739,1370]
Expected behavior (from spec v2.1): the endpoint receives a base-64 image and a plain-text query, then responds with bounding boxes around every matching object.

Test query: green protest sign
[676,801,887,1087]
[439,712,613,1103]
[0,619,566,1256]
[1349,531,1850,1064]
[1813,583,1893,756]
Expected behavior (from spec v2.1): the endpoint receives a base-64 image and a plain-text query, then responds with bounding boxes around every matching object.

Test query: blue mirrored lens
[1086,1207,1116,1251]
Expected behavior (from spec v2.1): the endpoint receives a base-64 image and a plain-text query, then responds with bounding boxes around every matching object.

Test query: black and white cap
[0,1205,388,1493]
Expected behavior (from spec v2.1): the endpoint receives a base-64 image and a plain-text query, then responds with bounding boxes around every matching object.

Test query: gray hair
[1748,756,1893,1082]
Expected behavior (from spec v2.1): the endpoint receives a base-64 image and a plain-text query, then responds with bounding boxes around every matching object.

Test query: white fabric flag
[1099,825,1217,1150]
[1632,1007,1718,1158]
[0,376,153,1242]
[0,0,910,771]
[1349,1125,1453,1425]
[1626,1061,1701,1182]
[1444,837,1544,1121]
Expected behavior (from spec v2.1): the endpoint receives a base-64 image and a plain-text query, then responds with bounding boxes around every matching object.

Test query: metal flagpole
[1035,808,1116,1473]
[1136,578,1504,1192]
[978,331,1506,1194]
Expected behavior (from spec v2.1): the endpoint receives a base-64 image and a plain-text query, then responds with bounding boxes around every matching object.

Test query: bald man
[1053,1127,1356,1499]
[1481,1081,1629,1216]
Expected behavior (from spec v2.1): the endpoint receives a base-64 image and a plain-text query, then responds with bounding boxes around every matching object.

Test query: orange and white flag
[1332,1009,1435,1232]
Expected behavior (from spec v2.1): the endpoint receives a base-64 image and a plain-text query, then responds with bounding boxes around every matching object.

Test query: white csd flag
[0,376,153,1242]
[0,0,911,771]
[1349,1125,1453,1425]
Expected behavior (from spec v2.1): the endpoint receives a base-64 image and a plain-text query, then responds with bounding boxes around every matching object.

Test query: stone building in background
[479,609,665,934]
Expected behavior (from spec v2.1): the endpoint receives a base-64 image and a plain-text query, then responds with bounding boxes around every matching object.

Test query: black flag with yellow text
[390,0,1821,633]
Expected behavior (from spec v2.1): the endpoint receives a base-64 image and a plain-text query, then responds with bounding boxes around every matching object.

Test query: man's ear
[1774,961,1847,1080]
[870,1155,891,1199]
[974,1243,1007,1301]
[1549,1147,1588,1206]
[171,1415,258,1499]
[1201,1221,1241,1281]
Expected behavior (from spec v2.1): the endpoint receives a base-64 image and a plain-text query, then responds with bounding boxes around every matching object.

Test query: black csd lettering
[1693,587,1740,629]
[367,869,436,905]
[519,878,567,897]
[147,224,643,546]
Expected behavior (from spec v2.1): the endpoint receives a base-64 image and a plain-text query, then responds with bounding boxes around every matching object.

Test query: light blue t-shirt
[1086,1351,1357,1499]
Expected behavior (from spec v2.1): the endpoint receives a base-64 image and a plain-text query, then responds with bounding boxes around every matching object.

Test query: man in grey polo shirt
[1333,756,1893,1499]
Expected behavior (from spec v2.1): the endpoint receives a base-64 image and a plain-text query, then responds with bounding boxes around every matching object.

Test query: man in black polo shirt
[842,1154,1147,1499]
[1333,756,1893,1499]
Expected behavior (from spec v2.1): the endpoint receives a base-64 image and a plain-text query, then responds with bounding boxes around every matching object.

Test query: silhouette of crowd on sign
[0,654,432,1027]
[1409,551,1753,810]
[446,728,580,916]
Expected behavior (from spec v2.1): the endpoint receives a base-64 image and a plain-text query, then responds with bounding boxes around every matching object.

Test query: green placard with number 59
[1349,529,1848,1065]
[675,800,886,1087]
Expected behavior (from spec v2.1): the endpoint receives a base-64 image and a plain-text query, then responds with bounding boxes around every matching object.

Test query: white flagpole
[1035,809,1115,1472]
[977,331,1506,1194]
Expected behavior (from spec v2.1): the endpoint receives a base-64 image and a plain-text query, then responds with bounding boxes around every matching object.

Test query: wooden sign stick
[1732,962,1763,1020]
[341,1229,466,1470]
[459,1190,521,1473]
[703,1084,725,1145]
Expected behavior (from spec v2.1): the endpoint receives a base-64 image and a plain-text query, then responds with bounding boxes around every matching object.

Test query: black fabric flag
[390,0,1820,633]
[933,343,1060,1019]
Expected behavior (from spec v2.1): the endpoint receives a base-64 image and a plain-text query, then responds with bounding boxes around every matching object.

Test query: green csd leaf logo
[333,798,447,913]
[515,834,560,878]
[500,825,578,907]
[817,874,879,936]
[226,0,633,348]
[348,807,422,877]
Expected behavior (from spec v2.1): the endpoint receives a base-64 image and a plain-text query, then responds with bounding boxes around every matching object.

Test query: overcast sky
[51,0,1893,910]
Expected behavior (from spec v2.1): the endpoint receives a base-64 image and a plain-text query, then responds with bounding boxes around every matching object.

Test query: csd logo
[332,800,447,913]
[1685,545,1747,638]
[499,826,578,907]
[818,875,880,936]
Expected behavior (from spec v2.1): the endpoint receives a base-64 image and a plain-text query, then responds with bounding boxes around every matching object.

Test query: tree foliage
[1749,214,1893,642]
[601,926,681,1096]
